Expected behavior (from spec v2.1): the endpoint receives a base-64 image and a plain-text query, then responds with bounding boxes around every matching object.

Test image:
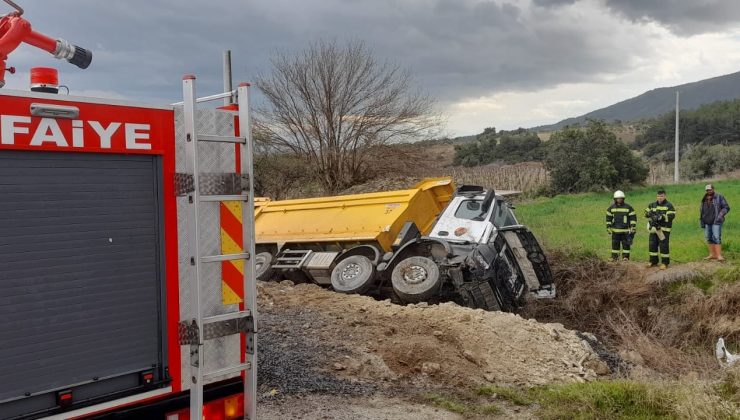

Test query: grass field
[516,180,740,263]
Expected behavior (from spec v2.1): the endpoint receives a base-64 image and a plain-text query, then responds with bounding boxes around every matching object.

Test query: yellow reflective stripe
[611,228,630,232]
[606,211,613,216]
[622,250,631,254]
[611,250,620,253]
[629,211,636,216]
[661,227,672,232]
[611,208,631,213]
[649,252,659,256]
[660,253,670,257]
[655,206,670,211]
[666,211,676,214]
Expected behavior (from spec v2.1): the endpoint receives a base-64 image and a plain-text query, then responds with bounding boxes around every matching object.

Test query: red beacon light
[30,66,58,93]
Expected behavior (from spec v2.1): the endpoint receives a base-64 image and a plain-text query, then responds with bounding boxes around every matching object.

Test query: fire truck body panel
[0,89,246,419]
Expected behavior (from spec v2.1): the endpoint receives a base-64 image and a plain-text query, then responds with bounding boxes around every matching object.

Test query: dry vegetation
[425,163,550,194]
[522,253,740,378]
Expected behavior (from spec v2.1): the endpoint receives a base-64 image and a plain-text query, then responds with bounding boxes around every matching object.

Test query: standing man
[700,184,730,261]
[606,190,637,261]
[645,190,676,269]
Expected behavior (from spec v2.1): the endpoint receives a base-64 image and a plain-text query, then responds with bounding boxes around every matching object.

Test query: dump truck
[254,179,555,311]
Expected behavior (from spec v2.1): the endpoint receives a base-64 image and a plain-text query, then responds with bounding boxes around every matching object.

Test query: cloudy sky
[5,0,740,135]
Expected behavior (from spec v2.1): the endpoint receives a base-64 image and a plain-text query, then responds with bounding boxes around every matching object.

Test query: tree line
[453,121,647,194]
[633,99,740,158]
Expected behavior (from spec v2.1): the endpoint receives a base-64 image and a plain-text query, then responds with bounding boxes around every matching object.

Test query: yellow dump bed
[255,178,454,251]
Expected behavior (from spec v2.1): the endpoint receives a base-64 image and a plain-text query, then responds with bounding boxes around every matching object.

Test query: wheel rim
[341,262,362,282]
[255,256,266,271]
[403,265,428,284]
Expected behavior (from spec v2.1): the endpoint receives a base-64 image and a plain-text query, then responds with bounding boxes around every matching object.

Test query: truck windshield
[454,200,487,221]
[491,201,518,227]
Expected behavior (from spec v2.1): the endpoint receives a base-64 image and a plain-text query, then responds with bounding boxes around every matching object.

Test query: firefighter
[606,190,637,261]
[645,189,676,269]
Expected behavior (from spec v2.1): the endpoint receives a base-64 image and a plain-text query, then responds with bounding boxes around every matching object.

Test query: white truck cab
[429,192,519,244]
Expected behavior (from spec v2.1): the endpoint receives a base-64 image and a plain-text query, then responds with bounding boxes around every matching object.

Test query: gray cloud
[0,0,704,110]
[604,0,740,34]
[532,0,578,7]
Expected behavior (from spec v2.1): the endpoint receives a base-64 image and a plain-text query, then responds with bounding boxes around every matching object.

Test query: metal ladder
[177,75,257,419]
[272,249,313,269]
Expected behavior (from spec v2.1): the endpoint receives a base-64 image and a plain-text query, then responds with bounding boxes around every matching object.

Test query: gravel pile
[258,305,376,401]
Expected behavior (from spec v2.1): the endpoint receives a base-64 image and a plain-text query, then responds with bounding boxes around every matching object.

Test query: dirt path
[258,395,466,420]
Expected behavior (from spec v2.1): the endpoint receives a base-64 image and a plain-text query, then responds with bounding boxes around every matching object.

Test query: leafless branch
[256,40,443,192]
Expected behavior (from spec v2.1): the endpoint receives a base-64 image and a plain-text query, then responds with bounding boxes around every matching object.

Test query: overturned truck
[254,179,555,311]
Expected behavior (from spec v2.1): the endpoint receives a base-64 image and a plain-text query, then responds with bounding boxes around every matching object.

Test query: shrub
[680,144,740,180]
[545,120,648,194]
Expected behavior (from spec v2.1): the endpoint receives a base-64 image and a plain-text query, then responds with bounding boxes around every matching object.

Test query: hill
[534,70,740,131]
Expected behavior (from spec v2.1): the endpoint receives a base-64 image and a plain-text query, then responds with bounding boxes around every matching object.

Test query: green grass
[531,381,675,419]
[427,380,739,419]
[516,180,740,263]
[423,393,501,416]
[476,385,532,406]
[665,266,740,295]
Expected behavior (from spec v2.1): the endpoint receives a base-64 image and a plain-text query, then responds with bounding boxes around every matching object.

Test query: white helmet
[613,190,625,199]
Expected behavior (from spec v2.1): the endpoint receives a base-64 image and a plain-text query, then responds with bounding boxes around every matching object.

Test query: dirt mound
[258,280,605,392]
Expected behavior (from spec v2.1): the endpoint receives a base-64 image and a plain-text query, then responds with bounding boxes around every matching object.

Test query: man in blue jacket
[700,184,730,261]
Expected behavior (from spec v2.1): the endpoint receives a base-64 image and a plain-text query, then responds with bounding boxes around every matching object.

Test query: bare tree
[256,40,442,193]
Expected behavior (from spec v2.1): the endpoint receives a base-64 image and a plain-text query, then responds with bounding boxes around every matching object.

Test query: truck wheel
[391,256,441,303]
[255,252,274,282]
[464,282,501,311]
[331,255,376,294]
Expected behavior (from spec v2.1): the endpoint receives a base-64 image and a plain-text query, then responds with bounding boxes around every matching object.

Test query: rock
[580,340,594,353]
[384,327,396,336]
[279,280,295,287]
[619,350,645,365]
[302,323,311,329]
[584,359,612,376]
[421,362,441,375]
[261,388,279,398]
[580,332,597,342]
[463,350,478,364]
[432,330,444,338]
[459,314,472,322]
[483,373,496,382]
[549,329,561,341]
[333,363,346,371]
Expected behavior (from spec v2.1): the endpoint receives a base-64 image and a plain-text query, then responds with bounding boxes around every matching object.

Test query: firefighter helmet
[613,190,625,199]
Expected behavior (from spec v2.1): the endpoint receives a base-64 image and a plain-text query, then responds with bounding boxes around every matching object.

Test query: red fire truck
[0,2,257,419]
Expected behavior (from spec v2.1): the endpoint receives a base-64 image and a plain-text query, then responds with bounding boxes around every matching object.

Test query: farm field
[516,180,740,263]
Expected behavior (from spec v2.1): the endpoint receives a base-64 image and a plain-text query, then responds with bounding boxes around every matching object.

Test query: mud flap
[500,228,555,299]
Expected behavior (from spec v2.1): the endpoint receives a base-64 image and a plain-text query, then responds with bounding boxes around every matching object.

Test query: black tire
[464,282,501,311]
[255,252,274,282]
[331,255,376,294]
[391,256,442,303]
